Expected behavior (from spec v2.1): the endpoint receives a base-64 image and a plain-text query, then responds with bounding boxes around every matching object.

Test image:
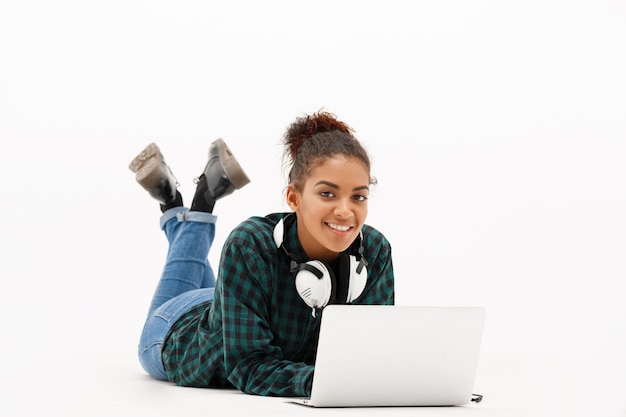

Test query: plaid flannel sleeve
[218,235,314,397]
[354,226,395,306]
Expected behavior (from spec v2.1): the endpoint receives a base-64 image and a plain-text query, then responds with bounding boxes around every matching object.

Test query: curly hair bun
[284,111,354,161]
[281,110,371,187]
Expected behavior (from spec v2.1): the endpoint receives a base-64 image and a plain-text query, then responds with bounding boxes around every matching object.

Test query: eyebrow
[314,180,370,192]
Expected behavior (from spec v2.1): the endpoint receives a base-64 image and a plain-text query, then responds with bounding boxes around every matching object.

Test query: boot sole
[129,143,161,173]
[211,139,251,189]
[129,143,166,191]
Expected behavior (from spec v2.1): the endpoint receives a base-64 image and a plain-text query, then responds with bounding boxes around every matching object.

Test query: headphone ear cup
[294,260,334,309]
[346,255,368,302]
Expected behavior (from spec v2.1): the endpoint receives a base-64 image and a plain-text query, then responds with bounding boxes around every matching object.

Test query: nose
[334,198,353,218]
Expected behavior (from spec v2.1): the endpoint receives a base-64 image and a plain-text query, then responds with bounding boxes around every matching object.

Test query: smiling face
[286,155,370,262]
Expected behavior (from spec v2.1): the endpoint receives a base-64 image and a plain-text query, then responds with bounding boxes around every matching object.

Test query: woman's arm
[218,237,314,397]
[355,227,395,306]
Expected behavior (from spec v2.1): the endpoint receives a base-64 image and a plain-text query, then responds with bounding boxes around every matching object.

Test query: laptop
[291,305,486,407]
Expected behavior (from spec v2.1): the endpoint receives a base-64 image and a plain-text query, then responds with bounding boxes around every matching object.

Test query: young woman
[131,111,394,397]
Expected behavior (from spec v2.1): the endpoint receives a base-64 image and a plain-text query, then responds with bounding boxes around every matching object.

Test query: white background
[1,1,624,416]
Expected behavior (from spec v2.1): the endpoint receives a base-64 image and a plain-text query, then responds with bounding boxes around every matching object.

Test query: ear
[286,184,300,212]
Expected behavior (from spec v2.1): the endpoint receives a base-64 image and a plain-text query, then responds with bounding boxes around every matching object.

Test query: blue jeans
[138,207,218,380]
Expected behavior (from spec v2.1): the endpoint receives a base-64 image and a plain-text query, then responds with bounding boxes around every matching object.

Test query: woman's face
[287,155,370,262]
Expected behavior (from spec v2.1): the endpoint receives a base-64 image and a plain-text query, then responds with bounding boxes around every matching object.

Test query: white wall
[1,0,624,414]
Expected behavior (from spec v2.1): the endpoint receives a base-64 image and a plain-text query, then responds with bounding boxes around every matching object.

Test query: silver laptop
[291,305,486,407]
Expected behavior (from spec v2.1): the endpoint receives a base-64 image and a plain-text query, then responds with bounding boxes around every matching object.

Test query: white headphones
[273,215,368,317]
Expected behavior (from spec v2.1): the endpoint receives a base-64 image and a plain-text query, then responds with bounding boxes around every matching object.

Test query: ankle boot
[129,143,179,205]
[191,139,250,212]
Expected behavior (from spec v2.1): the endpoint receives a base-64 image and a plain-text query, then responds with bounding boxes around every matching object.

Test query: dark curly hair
[282,111,373,190]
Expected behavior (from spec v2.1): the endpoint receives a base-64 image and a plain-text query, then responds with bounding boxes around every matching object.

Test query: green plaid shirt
[161,212,395,397]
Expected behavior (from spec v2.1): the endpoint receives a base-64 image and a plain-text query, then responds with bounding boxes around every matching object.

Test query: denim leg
[139,288,214,380]
[138,207,218,380]
[147,207,218,317]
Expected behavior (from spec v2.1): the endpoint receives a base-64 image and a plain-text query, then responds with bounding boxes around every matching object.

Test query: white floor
[3,340,624,416]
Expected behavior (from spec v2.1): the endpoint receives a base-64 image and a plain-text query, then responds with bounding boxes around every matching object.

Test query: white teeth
[328,223,350,232]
